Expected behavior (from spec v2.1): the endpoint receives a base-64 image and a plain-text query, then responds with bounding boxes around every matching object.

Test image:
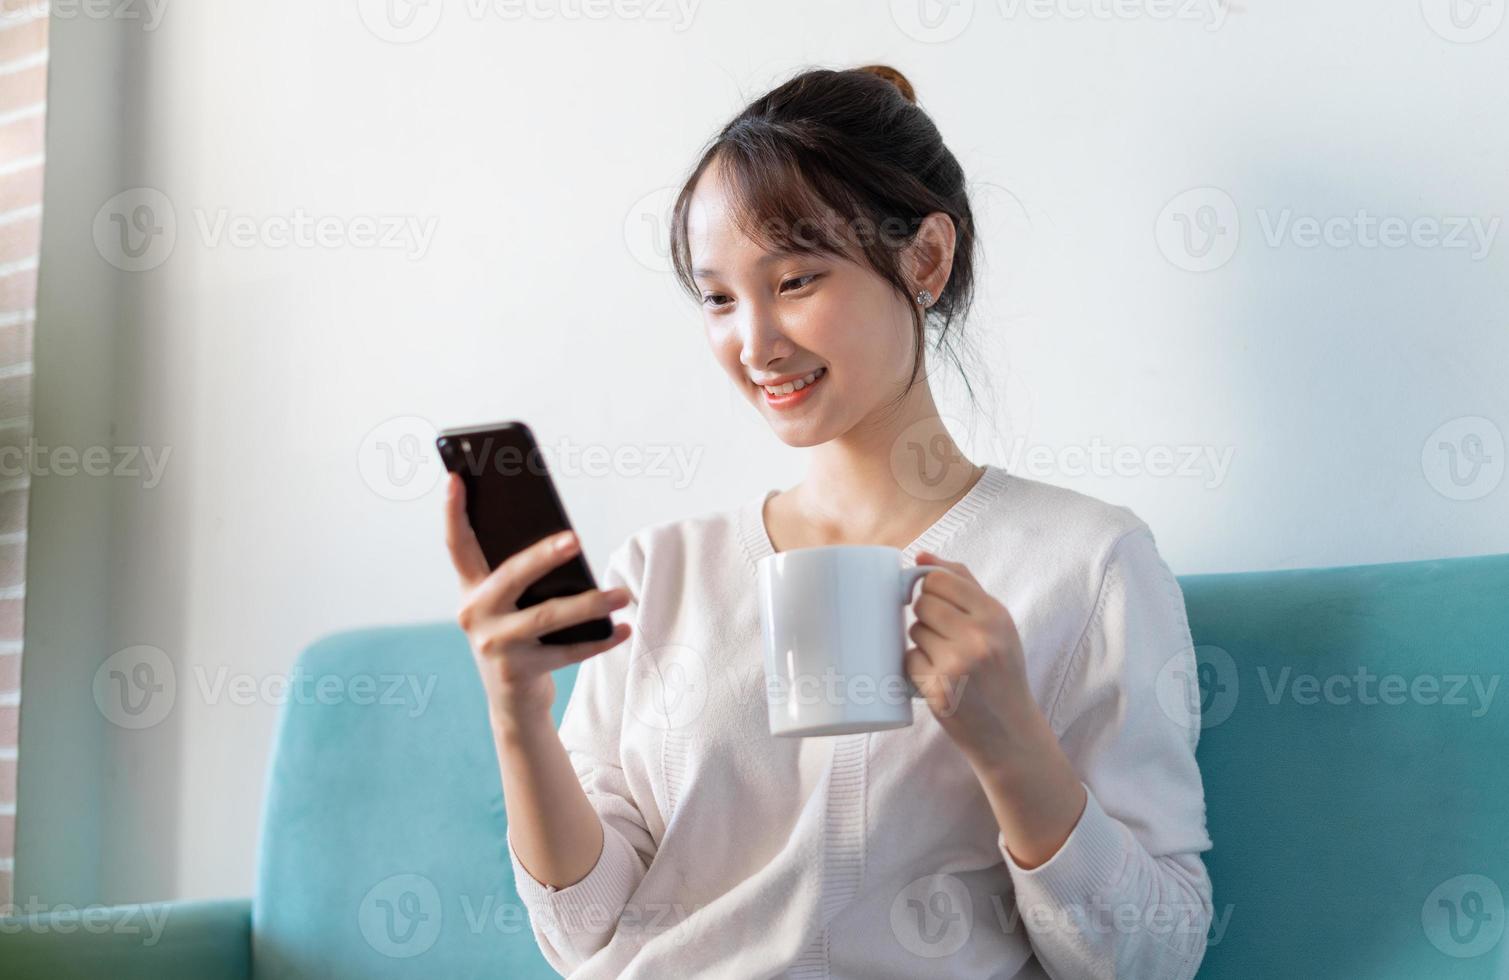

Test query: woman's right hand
[444,472,632,726]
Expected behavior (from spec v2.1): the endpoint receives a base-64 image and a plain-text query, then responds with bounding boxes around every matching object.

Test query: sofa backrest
[1184,551,1509,978]
[251,552,1509,978]
[251,623,579,979]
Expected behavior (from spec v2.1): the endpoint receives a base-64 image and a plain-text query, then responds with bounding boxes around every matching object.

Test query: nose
[736,300,796,375]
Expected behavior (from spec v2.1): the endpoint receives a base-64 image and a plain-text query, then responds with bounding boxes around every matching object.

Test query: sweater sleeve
[505,535,656,974]
[1000,523,1215,980]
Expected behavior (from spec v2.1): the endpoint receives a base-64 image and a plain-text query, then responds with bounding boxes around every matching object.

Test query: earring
[915,289,934,307]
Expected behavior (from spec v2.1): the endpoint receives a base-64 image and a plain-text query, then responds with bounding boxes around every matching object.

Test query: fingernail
[555,531,576,552]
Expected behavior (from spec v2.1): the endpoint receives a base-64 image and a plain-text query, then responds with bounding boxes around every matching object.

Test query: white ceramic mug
[757,545,941,737]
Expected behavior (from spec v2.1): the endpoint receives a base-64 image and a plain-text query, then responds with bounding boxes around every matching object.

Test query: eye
[701,292,732,310]
[781,274,821,293]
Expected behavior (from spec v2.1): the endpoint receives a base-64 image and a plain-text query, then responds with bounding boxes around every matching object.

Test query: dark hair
[668,65,980,413]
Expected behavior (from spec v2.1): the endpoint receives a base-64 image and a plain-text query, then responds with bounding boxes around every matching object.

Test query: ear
[906,212,957,302]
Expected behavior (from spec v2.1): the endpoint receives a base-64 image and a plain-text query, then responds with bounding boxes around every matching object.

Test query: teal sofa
[4,551,1508,978]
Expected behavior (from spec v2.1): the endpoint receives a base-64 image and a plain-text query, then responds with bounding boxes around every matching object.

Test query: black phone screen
[436,421,613,645]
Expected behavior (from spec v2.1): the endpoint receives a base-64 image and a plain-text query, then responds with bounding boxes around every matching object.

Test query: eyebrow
[692,248,806,280]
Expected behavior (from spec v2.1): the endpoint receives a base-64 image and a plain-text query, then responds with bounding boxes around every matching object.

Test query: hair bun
[856,64,916,104]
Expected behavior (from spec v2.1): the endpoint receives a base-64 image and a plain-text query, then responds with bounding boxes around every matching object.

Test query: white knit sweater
[505,465,1214,979]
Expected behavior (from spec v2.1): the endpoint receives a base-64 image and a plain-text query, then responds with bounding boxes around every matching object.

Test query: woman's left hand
[905,550,1091,869]
[903,550,1040,772]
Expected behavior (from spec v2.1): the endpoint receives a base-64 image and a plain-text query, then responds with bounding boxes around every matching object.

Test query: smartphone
[436,421,614,645]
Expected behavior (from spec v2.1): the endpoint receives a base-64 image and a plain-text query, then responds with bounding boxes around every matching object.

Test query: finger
[533,621,633,672]
[916,565,983,614]
[917,550,980,584]
[470,529,583,612]
[903,644,945,698]
[444,473,490,587]
[908,620,952,656]
[914,592,970,638]
[508,585,631,642]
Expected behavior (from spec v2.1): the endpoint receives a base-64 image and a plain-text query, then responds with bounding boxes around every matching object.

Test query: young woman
[445,65,1213,979]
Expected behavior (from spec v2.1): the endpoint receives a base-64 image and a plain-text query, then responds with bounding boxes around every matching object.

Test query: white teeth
[762,367,824,396]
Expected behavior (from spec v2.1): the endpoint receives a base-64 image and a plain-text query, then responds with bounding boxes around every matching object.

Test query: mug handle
[898,565,944,699]
[900,564,943,604]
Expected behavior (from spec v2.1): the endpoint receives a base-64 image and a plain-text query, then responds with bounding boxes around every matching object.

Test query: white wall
[22,0,1509,903]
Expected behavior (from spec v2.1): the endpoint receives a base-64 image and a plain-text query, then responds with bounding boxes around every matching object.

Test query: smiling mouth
[756,366,826,396]
[757,366,827,409]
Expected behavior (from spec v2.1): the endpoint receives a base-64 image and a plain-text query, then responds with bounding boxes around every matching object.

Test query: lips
[755,366,827,395]
[758,366,827,410]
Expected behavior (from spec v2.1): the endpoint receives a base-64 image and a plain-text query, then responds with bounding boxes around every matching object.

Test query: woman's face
[686,160,923,448]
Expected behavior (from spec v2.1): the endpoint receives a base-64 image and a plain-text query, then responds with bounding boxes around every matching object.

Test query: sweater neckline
[737,463,1011,571]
